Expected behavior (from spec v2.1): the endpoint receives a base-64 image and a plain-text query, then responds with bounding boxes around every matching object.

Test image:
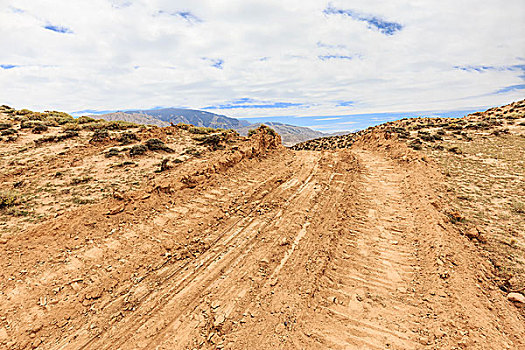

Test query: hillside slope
[0,102,523,349]
[91,111,169,127]
[94,108,250,129]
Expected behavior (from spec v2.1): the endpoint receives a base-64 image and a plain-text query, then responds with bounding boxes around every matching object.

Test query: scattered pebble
[507,292,525,304]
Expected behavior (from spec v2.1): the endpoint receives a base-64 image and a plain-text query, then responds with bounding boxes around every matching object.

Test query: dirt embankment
[0,103,524,350]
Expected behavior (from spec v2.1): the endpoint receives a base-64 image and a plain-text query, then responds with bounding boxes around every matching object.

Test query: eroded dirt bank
[0,130,523,349]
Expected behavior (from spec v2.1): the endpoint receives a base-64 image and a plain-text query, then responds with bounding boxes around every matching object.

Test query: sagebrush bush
[76,116,97,124]
[145,138,173,152]
[188,126,216,134]
[0,191,19,208]
[62,122,81,131]
[129,144,147,157]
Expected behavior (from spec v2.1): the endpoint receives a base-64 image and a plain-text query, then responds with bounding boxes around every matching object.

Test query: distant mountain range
[91,108,333,146]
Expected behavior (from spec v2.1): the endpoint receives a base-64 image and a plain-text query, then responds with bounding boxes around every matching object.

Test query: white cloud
[0,0,524,122]
[314,117,342,121]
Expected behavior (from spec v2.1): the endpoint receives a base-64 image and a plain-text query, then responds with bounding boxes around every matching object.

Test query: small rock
[70,282,82,292]
[107,205,124,215]
[31,338,42,348]
[0,238,7,245]
[507,292,525,304]
[464,226,486,243]
[213,314,226,328]
[279,237,288,246]
[419,336,429,345]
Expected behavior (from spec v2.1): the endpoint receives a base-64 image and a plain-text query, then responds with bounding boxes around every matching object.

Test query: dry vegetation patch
[0,106,263,236]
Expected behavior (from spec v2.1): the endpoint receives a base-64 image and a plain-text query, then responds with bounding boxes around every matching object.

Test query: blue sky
[237,108,480,133]
[1,0,524,132]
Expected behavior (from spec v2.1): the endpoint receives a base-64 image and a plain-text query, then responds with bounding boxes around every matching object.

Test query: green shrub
[0,123,12,130]
[0,191,19,208]
[20,120,44,129]
[15,109,33,116]
[194,132,229,150]
[70,176,92,185]
[76,116,97,124]
[32,124,48,134]
[188,126,217,134]
[448,146,462,154]
[249,125,277,137]
[129,144,147,157]
[62,122,81,131]
[1,128,17,136]
[118,132,139,145]
[90,129,110,143]
[182,146,201,157]
[82,120,138,131]
[260,125,276,136]
[106,120,138,130]
[34,131,78,145]
[145,138,173,152]
[105,148,121,158]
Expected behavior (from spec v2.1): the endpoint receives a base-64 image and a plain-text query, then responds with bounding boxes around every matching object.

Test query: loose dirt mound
[0,104,523,349]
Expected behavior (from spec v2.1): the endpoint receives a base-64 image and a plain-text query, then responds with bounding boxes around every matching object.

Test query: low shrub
[0,191,19,208]
[15,109,33,116]
[90,129,110,143]
[129,144,147,157]
[188,126,216,134]
[249,124,277,137]
[182,146,201,157]
[145,138,173,152]
[105,148,121,158]
[34,131,78,145]
[32,124,48,134]
[1,128,17,136]
[76,116,97,124]
[62,122,81,131]
[21,120,44,129]
[118,132,139,145]
[70,176,92,185]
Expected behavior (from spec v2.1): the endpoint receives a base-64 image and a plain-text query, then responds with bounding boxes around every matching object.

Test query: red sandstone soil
[0,127,524,349]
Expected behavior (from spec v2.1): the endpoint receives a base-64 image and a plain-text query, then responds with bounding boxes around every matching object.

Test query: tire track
[311,149,419,349]
[60,153,320,350]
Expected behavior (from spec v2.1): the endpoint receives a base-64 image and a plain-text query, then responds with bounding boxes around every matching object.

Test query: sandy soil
[0,106,524,349]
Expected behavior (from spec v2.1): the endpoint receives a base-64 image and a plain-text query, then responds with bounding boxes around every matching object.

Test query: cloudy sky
[1,0,524,131]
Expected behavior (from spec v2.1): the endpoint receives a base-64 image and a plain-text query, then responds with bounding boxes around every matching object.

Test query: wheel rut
[307,149,420,349]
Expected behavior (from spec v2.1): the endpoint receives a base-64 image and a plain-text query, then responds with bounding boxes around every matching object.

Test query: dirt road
[1,144,523,349]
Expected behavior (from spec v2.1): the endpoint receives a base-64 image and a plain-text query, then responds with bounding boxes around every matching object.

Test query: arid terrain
[0,101,524,349]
